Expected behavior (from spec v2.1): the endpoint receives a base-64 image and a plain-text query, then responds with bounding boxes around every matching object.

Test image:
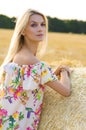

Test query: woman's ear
[21,29,25,36]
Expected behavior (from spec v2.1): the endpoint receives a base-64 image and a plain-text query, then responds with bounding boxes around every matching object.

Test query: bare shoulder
[13,52,39,66]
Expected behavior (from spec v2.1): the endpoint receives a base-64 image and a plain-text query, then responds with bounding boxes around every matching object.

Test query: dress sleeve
[41,62,58,85]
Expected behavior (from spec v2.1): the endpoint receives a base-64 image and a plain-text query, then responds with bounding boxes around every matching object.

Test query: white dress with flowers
[0,61,57,130]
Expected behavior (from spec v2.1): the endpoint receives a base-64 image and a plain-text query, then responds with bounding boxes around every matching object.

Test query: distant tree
[0,14,86,34]
[47,16,86,34]
[80,21,86,34]
[0,14,16,29]
[66,20,81,33]
[47,16,67,32]
[65,20,86,33]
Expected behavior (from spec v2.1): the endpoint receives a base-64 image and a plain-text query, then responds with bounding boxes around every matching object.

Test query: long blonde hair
[1,9,48,67]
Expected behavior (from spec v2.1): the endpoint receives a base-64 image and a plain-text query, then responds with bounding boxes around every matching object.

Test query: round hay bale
[38,67,86,130]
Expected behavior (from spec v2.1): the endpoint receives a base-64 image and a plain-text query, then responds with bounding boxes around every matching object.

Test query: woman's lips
[36,34,43,36]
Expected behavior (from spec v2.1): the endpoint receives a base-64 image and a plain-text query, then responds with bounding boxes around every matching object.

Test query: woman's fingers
[56,65,73,76]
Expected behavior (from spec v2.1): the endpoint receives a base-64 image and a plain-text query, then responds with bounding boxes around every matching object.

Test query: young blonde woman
[0,9,71,130]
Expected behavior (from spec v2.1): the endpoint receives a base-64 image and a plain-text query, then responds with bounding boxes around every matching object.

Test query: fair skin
[13,14,45,65]
[13,14,71,97]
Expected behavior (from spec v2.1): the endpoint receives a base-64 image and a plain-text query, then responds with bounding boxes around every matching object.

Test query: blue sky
[0,0,86,21]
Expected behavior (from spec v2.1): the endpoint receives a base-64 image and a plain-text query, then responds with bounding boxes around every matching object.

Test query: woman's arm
[45,69,71,97]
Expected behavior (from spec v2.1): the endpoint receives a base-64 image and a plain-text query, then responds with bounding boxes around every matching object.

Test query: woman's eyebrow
[30,20,45,23]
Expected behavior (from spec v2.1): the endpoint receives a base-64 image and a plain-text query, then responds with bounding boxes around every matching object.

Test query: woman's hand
[54,65,72,77]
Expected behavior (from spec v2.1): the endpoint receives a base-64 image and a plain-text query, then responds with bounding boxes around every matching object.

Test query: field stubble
[0,29,86,67]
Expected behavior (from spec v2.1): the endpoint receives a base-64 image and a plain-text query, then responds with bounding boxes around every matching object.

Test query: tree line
[0,14,86,34]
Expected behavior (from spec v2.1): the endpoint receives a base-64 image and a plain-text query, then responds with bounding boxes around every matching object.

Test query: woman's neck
[23,41,39,56]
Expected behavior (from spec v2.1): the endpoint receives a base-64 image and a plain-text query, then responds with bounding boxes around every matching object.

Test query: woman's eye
[41,23,46,26]
[31,23,46,27]
[31,24,37,27]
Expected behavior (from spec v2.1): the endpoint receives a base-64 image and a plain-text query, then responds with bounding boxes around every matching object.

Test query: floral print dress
[0,61,57,130]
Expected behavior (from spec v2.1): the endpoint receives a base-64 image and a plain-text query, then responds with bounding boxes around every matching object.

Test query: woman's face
[24,14,46,43]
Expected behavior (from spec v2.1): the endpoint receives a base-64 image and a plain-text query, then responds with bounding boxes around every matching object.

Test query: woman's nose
[37,25,43,31]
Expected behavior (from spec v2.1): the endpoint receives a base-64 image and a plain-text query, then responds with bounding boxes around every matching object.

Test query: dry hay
[38,67,86,130]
